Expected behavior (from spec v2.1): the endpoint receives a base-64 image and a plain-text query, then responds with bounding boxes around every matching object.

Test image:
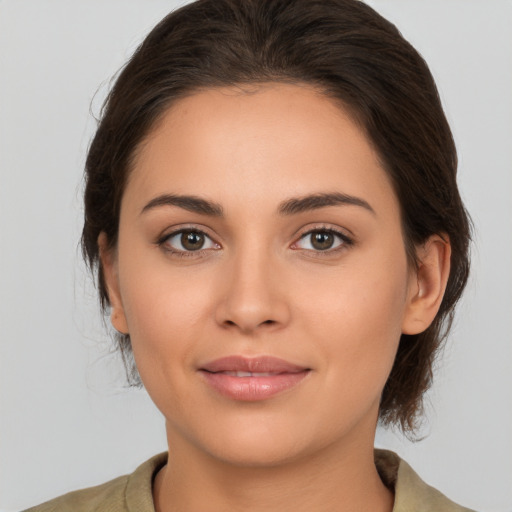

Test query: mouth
[214,371,289,377]
[199,356,311,401]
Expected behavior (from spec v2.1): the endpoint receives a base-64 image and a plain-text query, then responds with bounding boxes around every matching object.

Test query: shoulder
[375,449,477,512]
[23,474,129,512]
[23,453,167,512]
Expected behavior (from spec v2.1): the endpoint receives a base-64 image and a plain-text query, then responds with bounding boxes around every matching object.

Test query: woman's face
[105,83,419,466]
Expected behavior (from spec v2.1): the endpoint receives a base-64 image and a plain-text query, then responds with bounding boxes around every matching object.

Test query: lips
[199,356,310,401]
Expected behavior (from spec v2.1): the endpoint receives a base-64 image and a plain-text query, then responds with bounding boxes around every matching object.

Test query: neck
[153,424,394,512]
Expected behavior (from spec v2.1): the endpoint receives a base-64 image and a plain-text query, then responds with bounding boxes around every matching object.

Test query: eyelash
[292,226,354,256]
[156,225,354,258]
[157,227,219,258]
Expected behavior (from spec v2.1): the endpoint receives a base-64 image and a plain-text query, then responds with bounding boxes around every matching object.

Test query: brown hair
[81,0,471,432]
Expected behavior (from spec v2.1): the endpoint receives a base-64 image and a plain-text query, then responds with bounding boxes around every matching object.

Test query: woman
[25,0,475,510]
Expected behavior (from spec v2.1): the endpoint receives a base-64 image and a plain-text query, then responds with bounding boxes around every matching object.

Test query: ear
[98,232,129,335]
[402,234,451,335]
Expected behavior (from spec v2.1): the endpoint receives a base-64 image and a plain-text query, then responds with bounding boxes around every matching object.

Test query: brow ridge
[141,192,373,217]
[278,192,375,216]
[141,194,224,216]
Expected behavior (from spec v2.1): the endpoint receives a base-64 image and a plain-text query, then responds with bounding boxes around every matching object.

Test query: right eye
[160,229,219,253]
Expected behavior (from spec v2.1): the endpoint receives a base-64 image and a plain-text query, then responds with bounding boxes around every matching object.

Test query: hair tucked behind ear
[82,0,471,433]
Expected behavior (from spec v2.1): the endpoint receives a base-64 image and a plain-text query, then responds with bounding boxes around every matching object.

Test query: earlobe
[402,234,451,335]
[98,232,129,335]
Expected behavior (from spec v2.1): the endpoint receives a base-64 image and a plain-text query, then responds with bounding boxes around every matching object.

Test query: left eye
[294,230,347,251]
[163,230,218,252]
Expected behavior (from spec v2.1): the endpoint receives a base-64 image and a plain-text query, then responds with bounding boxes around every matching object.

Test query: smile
[199,356,311,401]
[219,371,284,377]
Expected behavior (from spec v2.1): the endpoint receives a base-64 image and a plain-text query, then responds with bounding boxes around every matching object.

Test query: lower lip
[200,371,310,401]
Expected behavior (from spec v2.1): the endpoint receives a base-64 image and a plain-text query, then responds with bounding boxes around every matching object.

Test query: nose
[214,247,291,334]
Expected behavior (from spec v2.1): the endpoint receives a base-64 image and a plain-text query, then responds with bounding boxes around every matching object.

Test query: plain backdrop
[0,1,511,511]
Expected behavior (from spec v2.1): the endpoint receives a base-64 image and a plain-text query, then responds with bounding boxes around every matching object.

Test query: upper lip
[200,356,309,374]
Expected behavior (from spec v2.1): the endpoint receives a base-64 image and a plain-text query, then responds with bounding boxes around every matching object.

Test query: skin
[100,83,450,511]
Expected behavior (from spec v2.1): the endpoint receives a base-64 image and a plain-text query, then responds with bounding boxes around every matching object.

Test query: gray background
[0,1,511,510]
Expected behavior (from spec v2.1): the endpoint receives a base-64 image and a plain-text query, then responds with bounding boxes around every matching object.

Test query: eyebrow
[141,194,224,216]
[278,192,375,216]
[140,191,375,217]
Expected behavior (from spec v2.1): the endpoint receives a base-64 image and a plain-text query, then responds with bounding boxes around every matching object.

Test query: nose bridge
[215,234,289,333]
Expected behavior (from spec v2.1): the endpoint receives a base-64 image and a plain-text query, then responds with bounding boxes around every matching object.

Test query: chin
[184,409,341,469]
[206,435,309,469]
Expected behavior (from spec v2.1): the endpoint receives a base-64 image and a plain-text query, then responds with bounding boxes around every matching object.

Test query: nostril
[222,318,276,330]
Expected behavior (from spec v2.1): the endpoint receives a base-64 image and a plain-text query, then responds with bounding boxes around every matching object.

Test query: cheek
[116,249,217,380]
[295,245,409,396]
[118,265,220,427]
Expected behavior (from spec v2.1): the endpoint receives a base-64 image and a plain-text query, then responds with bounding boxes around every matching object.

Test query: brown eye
[162,229,218,253]
[310,231,335,250]
[181,230,205,251]
[294,229,349,252]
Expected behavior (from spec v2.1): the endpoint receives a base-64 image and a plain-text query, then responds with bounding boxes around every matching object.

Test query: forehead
[125,83,397,217]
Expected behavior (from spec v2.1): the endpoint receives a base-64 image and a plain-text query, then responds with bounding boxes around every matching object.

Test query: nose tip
[217,298,287,334]
[214,259,290,334]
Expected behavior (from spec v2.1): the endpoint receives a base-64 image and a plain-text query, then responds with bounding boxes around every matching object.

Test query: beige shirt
[24,449,476,511]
